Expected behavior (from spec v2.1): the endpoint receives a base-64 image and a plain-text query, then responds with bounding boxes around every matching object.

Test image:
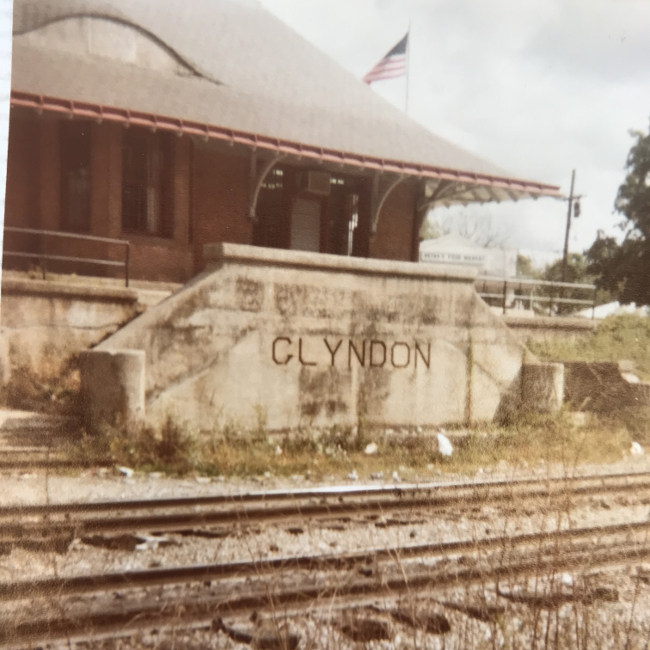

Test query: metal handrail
[3,226,131,287]
[477,274,596,291]
[476,275,598,319]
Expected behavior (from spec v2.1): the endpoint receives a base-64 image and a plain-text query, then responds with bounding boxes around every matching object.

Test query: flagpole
[405,20,411,114]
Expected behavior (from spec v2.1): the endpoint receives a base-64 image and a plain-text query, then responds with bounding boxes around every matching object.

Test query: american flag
[363,33,408,84]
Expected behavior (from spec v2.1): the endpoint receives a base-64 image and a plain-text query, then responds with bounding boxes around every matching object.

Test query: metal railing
[3,227,131,287]
[476,275,597,319]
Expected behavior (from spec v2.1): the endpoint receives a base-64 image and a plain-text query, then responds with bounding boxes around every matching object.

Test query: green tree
[543,252,590,285]
[514,253,610,315]
[537,253,598,314]
[586,124,650,304]
[585,235,623,295]
[516,253,541,279]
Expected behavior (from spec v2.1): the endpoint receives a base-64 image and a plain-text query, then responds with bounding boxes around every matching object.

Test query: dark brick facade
[3,109,419,283]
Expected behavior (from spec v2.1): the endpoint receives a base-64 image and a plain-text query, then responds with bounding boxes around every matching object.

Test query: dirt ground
[2,452,650,508]
[4,454,650,649]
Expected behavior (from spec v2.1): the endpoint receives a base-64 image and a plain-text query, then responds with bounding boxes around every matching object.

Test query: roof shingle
[11,0,560,197]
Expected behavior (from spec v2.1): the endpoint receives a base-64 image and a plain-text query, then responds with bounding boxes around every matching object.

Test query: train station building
[5,0,560,283]
[2,0,565,431]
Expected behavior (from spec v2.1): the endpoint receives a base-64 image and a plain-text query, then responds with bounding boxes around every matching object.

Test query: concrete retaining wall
[0,278,142,383]
[505,315,598,346]
[80,349,145,431]
[95,243,545,432]
[521,362,564,413]
[564,361,650,412]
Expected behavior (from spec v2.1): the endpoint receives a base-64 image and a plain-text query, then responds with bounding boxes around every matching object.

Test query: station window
[261,167,284,191]
[61,121,92,232]
[122,128,174,238]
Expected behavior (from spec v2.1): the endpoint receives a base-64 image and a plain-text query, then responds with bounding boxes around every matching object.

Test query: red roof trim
[10,90,563,198]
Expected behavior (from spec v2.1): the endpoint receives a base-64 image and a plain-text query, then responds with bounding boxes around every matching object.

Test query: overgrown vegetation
[529,313,650,380]
[20,313,650,479]
[585,121,650,305]
[68,407,639,480]
[0,363,81,415]
[70,415,198,474]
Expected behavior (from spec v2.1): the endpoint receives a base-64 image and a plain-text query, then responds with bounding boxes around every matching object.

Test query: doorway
[290,197,321,252]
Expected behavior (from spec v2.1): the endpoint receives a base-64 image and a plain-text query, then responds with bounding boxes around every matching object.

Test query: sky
[259,0,650,267]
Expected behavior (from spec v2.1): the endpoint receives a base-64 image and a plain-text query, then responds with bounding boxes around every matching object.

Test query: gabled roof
[11,0,562,205]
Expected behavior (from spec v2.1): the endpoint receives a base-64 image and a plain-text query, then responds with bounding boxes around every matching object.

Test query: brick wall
[38,117,61,232]
[121,134,194,283]
[4,110,420,282]
[191,143,253,273]
[5,113,38,229]
[3,112,39,263]
[369,179,418,261]
[3,112,200,283]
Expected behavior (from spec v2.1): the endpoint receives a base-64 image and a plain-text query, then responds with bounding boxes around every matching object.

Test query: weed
[0,362,81,415]
[69,414,197,474]
[529,313,650,380]
[64,402,644,481]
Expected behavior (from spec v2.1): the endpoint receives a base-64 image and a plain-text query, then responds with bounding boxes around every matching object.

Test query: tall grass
[67,408,637,480]
[69,415,198,474]
[529,314,650,381]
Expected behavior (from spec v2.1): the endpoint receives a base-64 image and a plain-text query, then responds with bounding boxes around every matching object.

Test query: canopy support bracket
[370,173,406,235]
[248,150,285,222]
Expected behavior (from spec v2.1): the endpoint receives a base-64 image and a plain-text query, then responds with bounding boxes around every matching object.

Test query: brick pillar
[91,122,110,238]
[410,180,426,262]
[90,122,123,277]
[173,135,191,247]
[38,118,61,231]
[106,123,123,240]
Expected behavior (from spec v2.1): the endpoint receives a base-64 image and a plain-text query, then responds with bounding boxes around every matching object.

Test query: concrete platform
[90,243,557,432]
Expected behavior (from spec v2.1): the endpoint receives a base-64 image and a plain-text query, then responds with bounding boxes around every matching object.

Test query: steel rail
[3,469,649,517]
[0,458,113,470]
[2,519,648,602]
[3,473,650,544]
[2,535,648,647]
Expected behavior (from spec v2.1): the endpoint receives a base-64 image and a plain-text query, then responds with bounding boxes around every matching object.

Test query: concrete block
[505,315,597,347]
[80,349,145,434]
[618,360,635,374]
[93,244,533,432]
[564,361,650,412]
[521,363,564,413]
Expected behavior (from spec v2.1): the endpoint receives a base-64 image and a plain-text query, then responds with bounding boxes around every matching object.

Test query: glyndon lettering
[272,337,430,370]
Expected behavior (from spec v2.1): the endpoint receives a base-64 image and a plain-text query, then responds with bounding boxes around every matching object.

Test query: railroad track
[0,445,110,470]
[0,457,112,470]
[2,470,650,549]
[2,518,648,647]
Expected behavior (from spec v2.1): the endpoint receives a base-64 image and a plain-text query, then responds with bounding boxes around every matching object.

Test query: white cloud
[258,0,650,256]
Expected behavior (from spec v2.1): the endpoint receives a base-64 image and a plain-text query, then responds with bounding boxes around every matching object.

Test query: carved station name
[272,337,431,370]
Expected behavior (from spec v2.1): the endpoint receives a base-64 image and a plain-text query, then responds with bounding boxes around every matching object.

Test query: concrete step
[0,409,80,433]
[0,409,83,468]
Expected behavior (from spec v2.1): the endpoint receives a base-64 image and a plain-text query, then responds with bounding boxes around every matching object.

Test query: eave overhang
[11,90,563,207]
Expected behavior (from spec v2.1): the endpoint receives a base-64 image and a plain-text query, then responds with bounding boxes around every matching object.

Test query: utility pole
[561,169,577,284]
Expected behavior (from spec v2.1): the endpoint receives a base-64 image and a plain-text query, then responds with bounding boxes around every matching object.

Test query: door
[290,197,321,252]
